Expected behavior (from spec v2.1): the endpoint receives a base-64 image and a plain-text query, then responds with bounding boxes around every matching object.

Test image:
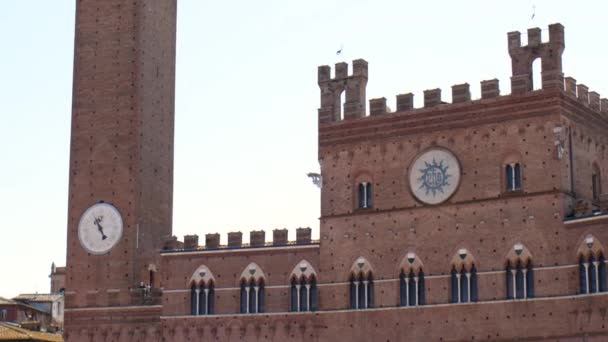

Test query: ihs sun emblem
[418,158,450,197]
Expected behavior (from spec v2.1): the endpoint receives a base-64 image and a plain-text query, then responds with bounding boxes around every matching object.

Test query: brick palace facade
[62,1,608,341]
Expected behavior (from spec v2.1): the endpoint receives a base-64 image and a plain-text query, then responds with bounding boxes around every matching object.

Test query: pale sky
[0,1,606,298]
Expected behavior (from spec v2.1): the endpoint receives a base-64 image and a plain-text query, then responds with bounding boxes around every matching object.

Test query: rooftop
[12,294,62,303]
[0,323,63,342]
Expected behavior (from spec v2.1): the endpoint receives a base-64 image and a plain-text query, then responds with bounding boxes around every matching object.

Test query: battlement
[161,227,317,252]
[317,24,607,125]
[318,59,368,123]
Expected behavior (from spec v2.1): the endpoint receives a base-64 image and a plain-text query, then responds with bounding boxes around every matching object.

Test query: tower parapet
[317,24,607,127]
[508,23,565,93]
[161,228,318,252]
[318,59,368,123]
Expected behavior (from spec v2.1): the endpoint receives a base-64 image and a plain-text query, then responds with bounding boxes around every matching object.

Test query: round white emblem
[409,148,461,205]
[77,202,123,255]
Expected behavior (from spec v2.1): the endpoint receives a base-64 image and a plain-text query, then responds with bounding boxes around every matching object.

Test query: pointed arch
[505,243,534,299]
[449,248,478,303]
[288,260,318,312]
[505,242,533,266]
[348,257,374,310]
[576,234,605,260]
[188,265,216,315]
[398,252,424,274]
[398,252,425,307]
[349,257,374,279]
[289,260,317,282]
[239,262,266,284]
[577,234,607,294]
[188,265,216,288]
[449,248,478,272]
[239,263,265,314]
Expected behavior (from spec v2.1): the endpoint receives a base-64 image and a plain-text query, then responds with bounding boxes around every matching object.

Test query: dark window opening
[506,260,534,299]
[506,163,522,192]
[580,253,607,294]
[350,273,373,309]
[357,182,373,209]
[400,269,425,306]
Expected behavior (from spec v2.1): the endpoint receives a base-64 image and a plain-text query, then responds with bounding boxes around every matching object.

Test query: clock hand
[93,217,108,240]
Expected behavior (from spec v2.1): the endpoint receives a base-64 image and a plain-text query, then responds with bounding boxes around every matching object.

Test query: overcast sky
[0,1,606,298]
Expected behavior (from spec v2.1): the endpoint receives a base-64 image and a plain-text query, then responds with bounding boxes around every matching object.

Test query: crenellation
[480,79,500,99]
[343,59,368,120]
[334,62,348,79]
[423,88,442,107]
[451,83,470,103]
[227,231,243,248]
[296,227,312,244]
[508,23,565,93]
[163,236,183,250]
[272,228,288,245]
[589,91,601,111]
[164,228,321,251]
[396,93,414,112]
[183,235,199,250]
[318,59,368,124]
[317,65,331,83]
[527,27,542,46]
[352,59,368,77]
[205,233,220,249]
[564,77,577,96]
[250,230,266,247]
[507,30,521,52]
[577,84,589,105]
[369,97,388,115]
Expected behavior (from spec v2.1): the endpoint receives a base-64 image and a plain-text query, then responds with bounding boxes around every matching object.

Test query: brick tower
[63,1,176,341]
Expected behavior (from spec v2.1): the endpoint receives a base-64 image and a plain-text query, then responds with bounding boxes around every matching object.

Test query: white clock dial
[409,148,461,205]
[78,202,123,255]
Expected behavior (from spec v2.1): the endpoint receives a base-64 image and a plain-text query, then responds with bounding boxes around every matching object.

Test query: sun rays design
[417,158,451,197]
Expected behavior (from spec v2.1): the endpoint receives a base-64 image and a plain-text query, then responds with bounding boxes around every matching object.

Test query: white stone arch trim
[398,251,424,274]
[188,265,216,287]
[449,248,478,272]
[289,260,318,282]
[576,234,605,260]
[505,242,533,266]
[349,256,374,279]
[239,262,266,284]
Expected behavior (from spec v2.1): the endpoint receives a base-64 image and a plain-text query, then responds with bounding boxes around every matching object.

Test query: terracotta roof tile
[0,323,63,341]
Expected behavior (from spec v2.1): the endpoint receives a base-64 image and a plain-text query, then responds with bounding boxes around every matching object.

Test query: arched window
[349,257,374,309]
[289,260,318,312]
[505,163,522,192]
[188,265,216,315]
[398,252,425,307]
[239,263,265,314]
[357,182,373,209]
[578,235,607,294]
[592,164,601,201]
[505,243,534,299]
[450,249,478,303]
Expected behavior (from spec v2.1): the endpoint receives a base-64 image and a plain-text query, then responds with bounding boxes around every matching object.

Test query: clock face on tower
[77,202,124,255]
[408,148,461,205]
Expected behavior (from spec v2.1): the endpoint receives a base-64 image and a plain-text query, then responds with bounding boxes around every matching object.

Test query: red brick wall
[65,0,176,307]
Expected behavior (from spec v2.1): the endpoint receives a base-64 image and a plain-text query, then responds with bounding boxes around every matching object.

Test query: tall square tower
[64,1,176,340]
